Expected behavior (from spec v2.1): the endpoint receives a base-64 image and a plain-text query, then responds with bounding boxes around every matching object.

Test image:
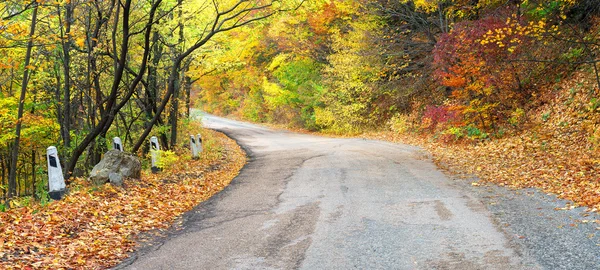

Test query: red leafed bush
[421,105,461,131]
[432,9,554,132]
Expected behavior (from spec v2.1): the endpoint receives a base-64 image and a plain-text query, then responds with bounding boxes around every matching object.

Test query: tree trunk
[1,155,6,199]
[146,31,161,125]
[185,75,192,117]
[169,0,184,148]
[65,0,132,180]
[59,2,74,150]
[169,72,181,148]
[31,79,37,198]
[145,30,169,149]
[31,150,36,198]
[8,2,38,198]
[64,0,161,178]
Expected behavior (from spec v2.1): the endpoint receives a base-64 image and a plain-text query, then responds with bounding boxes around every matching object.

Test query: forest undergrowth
[0,127,246,269]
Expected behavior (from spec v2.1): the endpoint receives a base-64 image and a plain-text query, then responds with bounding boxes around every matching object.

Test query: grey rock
[109,172,124,187]
[90,149,141,186]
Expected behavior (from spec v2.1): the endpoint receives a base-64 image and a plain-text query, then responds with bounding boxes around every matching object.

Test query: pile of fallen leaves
[0,129,246,269]
[366,71,600,211]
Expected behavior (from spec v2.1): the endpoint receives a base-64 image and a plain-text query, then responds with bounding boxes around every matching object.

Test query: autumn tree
[0,0,303,200]
[7,0,39,198]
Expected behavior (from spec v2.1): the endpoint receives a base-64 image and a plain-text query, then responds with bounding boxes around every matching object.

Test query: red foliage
[422,105,460,131]
[432,10,545,131]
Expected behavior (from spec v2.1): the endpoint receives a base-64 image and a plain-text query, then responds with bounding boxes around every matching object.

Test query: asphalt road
[121,114,600,270]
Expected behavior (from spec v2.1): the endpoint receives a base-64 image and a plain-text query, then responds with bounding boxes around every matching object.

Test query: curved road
[123,114,600,269]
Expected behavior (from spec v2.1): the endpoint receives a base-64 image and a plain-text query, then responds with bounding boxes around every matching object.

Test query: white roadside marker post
[196,134,203,155]
[190,135,199,159]
[46,146,66,200]
[150,136,161,173]
[113,137,123,152]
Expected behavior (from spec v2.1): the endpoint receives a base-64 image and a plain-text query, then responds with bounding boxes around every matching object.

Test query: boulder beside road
[90,150,141,186]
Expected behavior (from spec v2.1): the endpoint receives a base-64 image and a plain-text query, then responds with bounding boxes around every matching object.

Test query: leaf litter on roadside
[0,129,246,269]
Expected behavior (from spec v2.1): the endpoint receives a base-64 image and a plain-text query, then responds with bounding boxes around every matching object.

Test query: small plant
[508,108,525,127]
[541,112,551,122]
[465,125,488,139]
[569,87,577,97]
[19,197,32,207]
[35,179,50,206]
[562,47,583,62]
[155,150,179,170]
[540,141,548,151]
[588,98,600,112]
[494,128,505,138]
[443,126,464,140]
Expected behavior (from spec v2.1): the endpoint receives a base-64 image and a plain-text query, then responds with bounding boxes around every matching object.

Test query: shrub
[444,126,464,139]
[465,125,488,139]
[433,10,558,131]
[152,150,179,171]
[508,108,526,127]
[387,114,410,134]
[420,105,460,131]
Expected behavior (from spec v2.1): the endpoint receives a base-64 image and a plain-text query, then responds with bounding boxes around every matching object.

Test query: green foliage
[196,0,388,133]
[441,125,490,141]
[315,8,387,133]
[465,125,488,139]
[562,47,584,61]
[35,179,50,207]
[541,112,551,122]
[0,97,18,146]
[240,88,266,122]
[588,98,600,112]
[523,0,574,19]
[270,56,324,128]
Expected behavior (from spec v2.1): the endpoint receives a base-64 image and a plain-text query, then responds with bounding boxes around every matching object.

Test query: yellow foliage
[152,149,179,171]
[401,0,440,13]
[268,53,291,71]
[388,114,411,134]
[477,15,557,53]
[262,76,288,109]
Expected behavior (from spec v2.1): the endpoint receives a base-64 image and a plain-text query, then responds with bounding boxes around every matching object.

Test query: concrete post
[196,134,203,154]
[46,146,66,200]
[190,135,199,159]
[113,137,123,151]
[150,136,161,173]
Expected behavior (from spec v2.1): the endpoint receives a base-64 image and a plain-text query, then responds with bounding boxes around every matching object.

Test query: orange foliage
[433,11,554,131]
[307,2,341,35]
